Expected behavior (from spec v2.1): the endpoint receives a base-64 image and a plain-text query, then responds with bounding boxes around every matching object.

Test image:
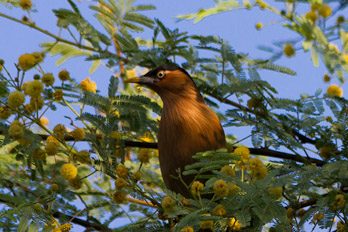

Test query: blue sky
[1,0,347,231]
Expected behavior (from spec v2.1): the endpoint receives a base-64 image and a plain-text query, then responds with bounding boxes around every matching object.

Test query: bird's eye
[157,71,165,79]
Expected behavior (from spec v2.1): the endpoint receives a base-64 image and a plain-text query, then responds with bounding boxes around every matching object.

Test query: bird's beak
[123,76,156,84]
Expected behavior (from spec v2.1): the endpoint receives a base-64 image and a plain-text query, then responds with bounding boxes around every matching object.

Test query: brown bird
[124,65,226,198]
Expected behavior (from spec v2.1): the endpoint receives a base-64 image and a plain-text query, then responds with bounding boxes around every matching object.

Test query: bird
[124,64,226,198]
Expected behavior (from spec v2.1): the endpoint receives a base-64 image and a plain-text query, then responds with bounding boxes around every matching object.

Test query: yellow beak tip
[123,77,141,84]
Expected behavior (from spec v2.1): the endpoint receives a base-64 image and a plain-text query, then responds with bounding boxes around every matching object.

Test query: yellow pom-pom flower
[284,43,295,57]
[18,54,36,71]
[71,127,85,141]
[116,164,128,178]
[334,194,346,209]
[213,179,229,197]
[327,84,343,97]
[69,178,82,190]
[221,165,235,177]
[255,22,263,30]
[8,90,25,108]
[52,89,63,101]
[180,227,194,232]
[60,163,78,181]
[191,180,204,196]
[213,204,226,216]
[200,214,213,229]
[115,178,127,189]
[31,52,43,63]
[40,117,49,126]
[9,120,24,139]
[32,148,46,161]
[47,135,59,145]
[234,146,250,163]
[81,77,97,93]
[0,106,12,120]
[132,172,142,183]
[59,223,72,232]
[228,218,242,231]
[46,142,58,156]
[19,0,32,10]
[323,73,331,83]
[162,195,176,212]
[305,11,317,23]
[269,187,283,199]
[286,207,296,219]
[138,148,152,163]
[26,80,43,97]
[113,191,127,204]
[337,16,345,25]
[248,157,268,180]
[41,73,55,87]
[53,124,66,140]
[30,96,44,111]
[318,4,332,18]
[58,69,70,81]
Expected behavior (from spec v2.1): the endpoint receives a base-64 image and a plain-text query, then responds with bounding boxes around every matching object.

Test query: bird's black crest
[144,64,191,79]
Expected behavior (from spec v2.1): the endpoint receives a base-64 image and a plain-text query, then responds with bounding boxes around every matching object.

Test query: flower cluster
[161,195,176,212]
[191,180,204,196]
[248,157,268,180]
[60,163,78,181]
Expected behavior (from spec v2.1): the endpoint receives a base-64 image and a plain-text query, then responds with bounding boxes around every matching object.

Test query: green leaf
[311,48,319,67]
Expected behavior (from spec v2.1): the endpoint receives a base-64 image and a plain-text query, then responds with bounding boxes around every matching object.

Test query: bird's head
[124,65,201,100]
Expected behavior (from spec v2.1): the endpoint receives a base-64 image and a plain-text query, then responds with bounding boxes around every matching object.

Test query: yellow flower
[327,84,343,97]
[284,43,295,57]
[81,77,97,93]
[318,4,332,18]
[18,54,36,71]
[47,135,59,145]
[191,180,204,196]
[41,73,55,87]
[329,43,339,53]
[312,213,324,222]
[30,96,44,110]
[31,52,43,63]
[9,120,24,139]
[60,163,78,181]
[46,142,58,156]
[337,16,345,25]
[116,164,128,178]
[58,69,70,81]
[228,218,242,231]
[320,145,335,159]
[40,117,49,126]
[34,203,42,211]
[71,127,85,141]
[162,195,176,212]
[138,148,152,163]
[69,178,82,190]
[59,223,72,232]
[337,221,346,231]
[126,69,137,77]
[344,55,348,64]
[247,98,262,110]
[132,171,142,182]
[53,124,66,140]
[269,187,283,199]
[26,80,43,97]
[53,89,64,101]
[213,204,226,216]
[32,148,46,161]
[323,73,331,83]
[19,0,32,10]
[234,146,250,163]
[334,194,346,209]
[213,179,229,197]
[0,106,11,120]
[113,191,127,204]
[311,3,321,11]
[51,183,59,192]
[200,214,213,229]
[255,22,263,30]
[248,157,268,180]
[286,207,296,219]
[305,11,317,23]
[8,90,25,108]
[296,208,306,219]
[180,227,194,232]
[115,178,127,189]
[221,165,235,177]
